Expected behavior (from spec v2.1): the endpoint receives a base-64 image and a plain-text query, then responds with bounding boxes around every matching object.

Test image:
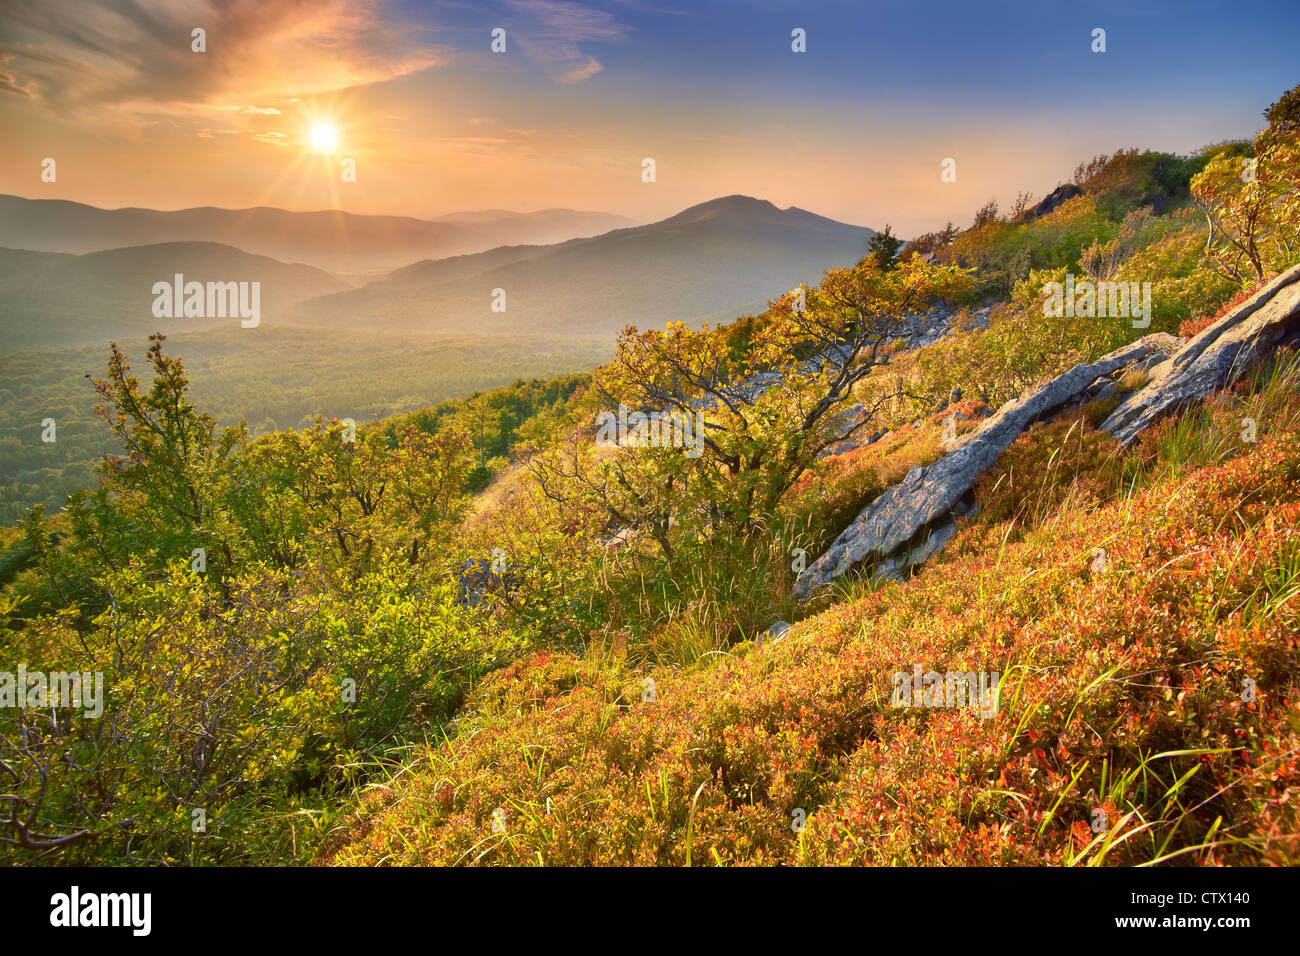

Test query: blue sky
[2,0,1295,234]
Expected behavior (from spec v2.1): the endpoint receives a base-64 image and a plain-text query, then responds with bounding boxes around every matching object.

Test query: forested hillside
[0,330,606,526]
[0,242,347,351]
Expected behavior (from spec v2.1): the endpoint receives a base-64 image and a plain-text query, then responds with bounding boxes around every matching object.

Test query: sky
[1,0,1297,236]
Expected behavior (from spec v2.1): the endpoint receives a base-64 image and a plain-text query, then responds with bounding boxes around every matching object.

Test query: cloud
[505,0,627,43]
[556,55,603,84]
[504,0,628,84]
[249,130,288,146]
[0,0,445,117]
[0,54,28,96]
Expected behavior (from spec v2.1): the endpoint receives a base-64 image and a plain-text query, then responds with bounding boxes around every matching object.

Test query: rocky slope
[795,265,1300,597]
[1102,264,1300,443]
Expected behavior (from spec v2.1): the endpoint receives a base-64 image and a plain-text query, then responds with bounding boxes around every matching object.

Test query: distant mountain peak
[665,195,779,223]
[652,195,873,237]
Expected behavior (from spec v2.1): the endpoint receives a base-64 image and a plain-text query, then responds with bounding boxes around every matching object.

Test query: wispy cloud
[249,130,288,147]
[506,0,627,42]
[0,0,444,119]
[504,0,629,84]
[195,127,242,139]
[556,55,603,84]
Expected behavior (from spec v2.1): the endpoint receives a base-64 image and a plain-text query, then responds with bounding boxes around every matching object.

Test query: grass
[320,353,1300,866]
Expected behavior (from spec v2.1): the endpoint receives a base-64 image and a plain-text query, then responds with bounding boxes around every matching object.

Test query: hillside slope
[0,242,346,351]
[327,355,1300,866]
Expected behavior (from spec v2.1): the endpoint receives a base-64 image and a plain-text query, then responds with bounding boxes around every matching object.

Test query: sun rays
[309,122,339,153]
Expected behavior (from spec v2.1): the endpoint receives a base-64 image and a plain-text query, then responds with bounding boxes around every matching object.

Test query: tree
[90,335,234,535]
[868,224,904,271]
[1192,82,1300,283]
[59,337,476,587]
[529,256,975,559]
[1012,191,1036,220]
[971,198,999,229]
[1263,83,1300,138]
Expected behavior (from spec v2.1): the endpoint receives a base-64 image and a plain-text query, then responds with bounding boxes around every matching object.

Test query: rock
[756,620,790,646]
[821,426,891,459]
[1034,183,1083,217]
[834,402,867,428]
[896,310,953,349]
[816,404,870,458]
[874,517,959,581]
[1102,265,1300,445]
[456,557,516,608]
[793,333,1179,598]
[599,526,634,550]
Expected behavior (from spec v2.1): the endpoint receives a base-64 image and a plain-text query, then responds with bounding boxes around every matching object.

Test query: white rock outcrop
[1102,264,1300,444]
[793,334,1181,598]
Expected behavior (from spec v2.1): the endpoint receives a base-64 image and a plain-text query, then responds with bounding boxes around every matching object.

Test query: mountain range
[0,195,638,275]
[285,196,877,339]
[0,195,877,351]
[0,243,346,351]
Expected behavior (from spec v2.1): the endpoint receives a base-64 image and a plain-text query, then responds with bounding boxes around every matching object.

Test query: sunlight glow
[310,123,338,152]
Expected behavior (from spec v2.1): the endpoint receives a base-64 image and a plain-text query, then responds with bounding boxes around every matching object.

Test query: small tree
[1192,82,1300,283]
[530,256,975,558]
[971,198,1000,229]
[71,336,474,584]
[90,335,234,534]
[1012,191,1036,219]
[868,224,904,271]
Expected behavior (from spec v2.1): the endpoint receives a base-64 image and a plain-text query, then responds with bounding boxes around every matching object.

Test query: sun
[309,123,338,152]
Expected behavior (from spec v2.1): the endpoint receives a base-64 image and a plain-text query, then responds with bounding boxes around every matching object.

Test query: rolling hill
[0,242,347,351]
[0,195,637,275]
[287,196,878,339]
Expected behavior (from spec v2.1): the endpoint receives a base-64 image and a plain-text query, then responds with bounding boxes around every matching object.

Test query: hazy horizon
[0,190,888,236]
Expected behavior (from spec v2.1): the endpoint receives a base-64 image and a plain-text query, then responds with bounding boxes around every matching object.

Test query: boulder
[1034,183,1083,217]
[756,620,790,646]
[599,526,635,550]
[819,427,888,460]
[793,333,1179,598]
[1102,265,1300,445]
[794,265,1300,599]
